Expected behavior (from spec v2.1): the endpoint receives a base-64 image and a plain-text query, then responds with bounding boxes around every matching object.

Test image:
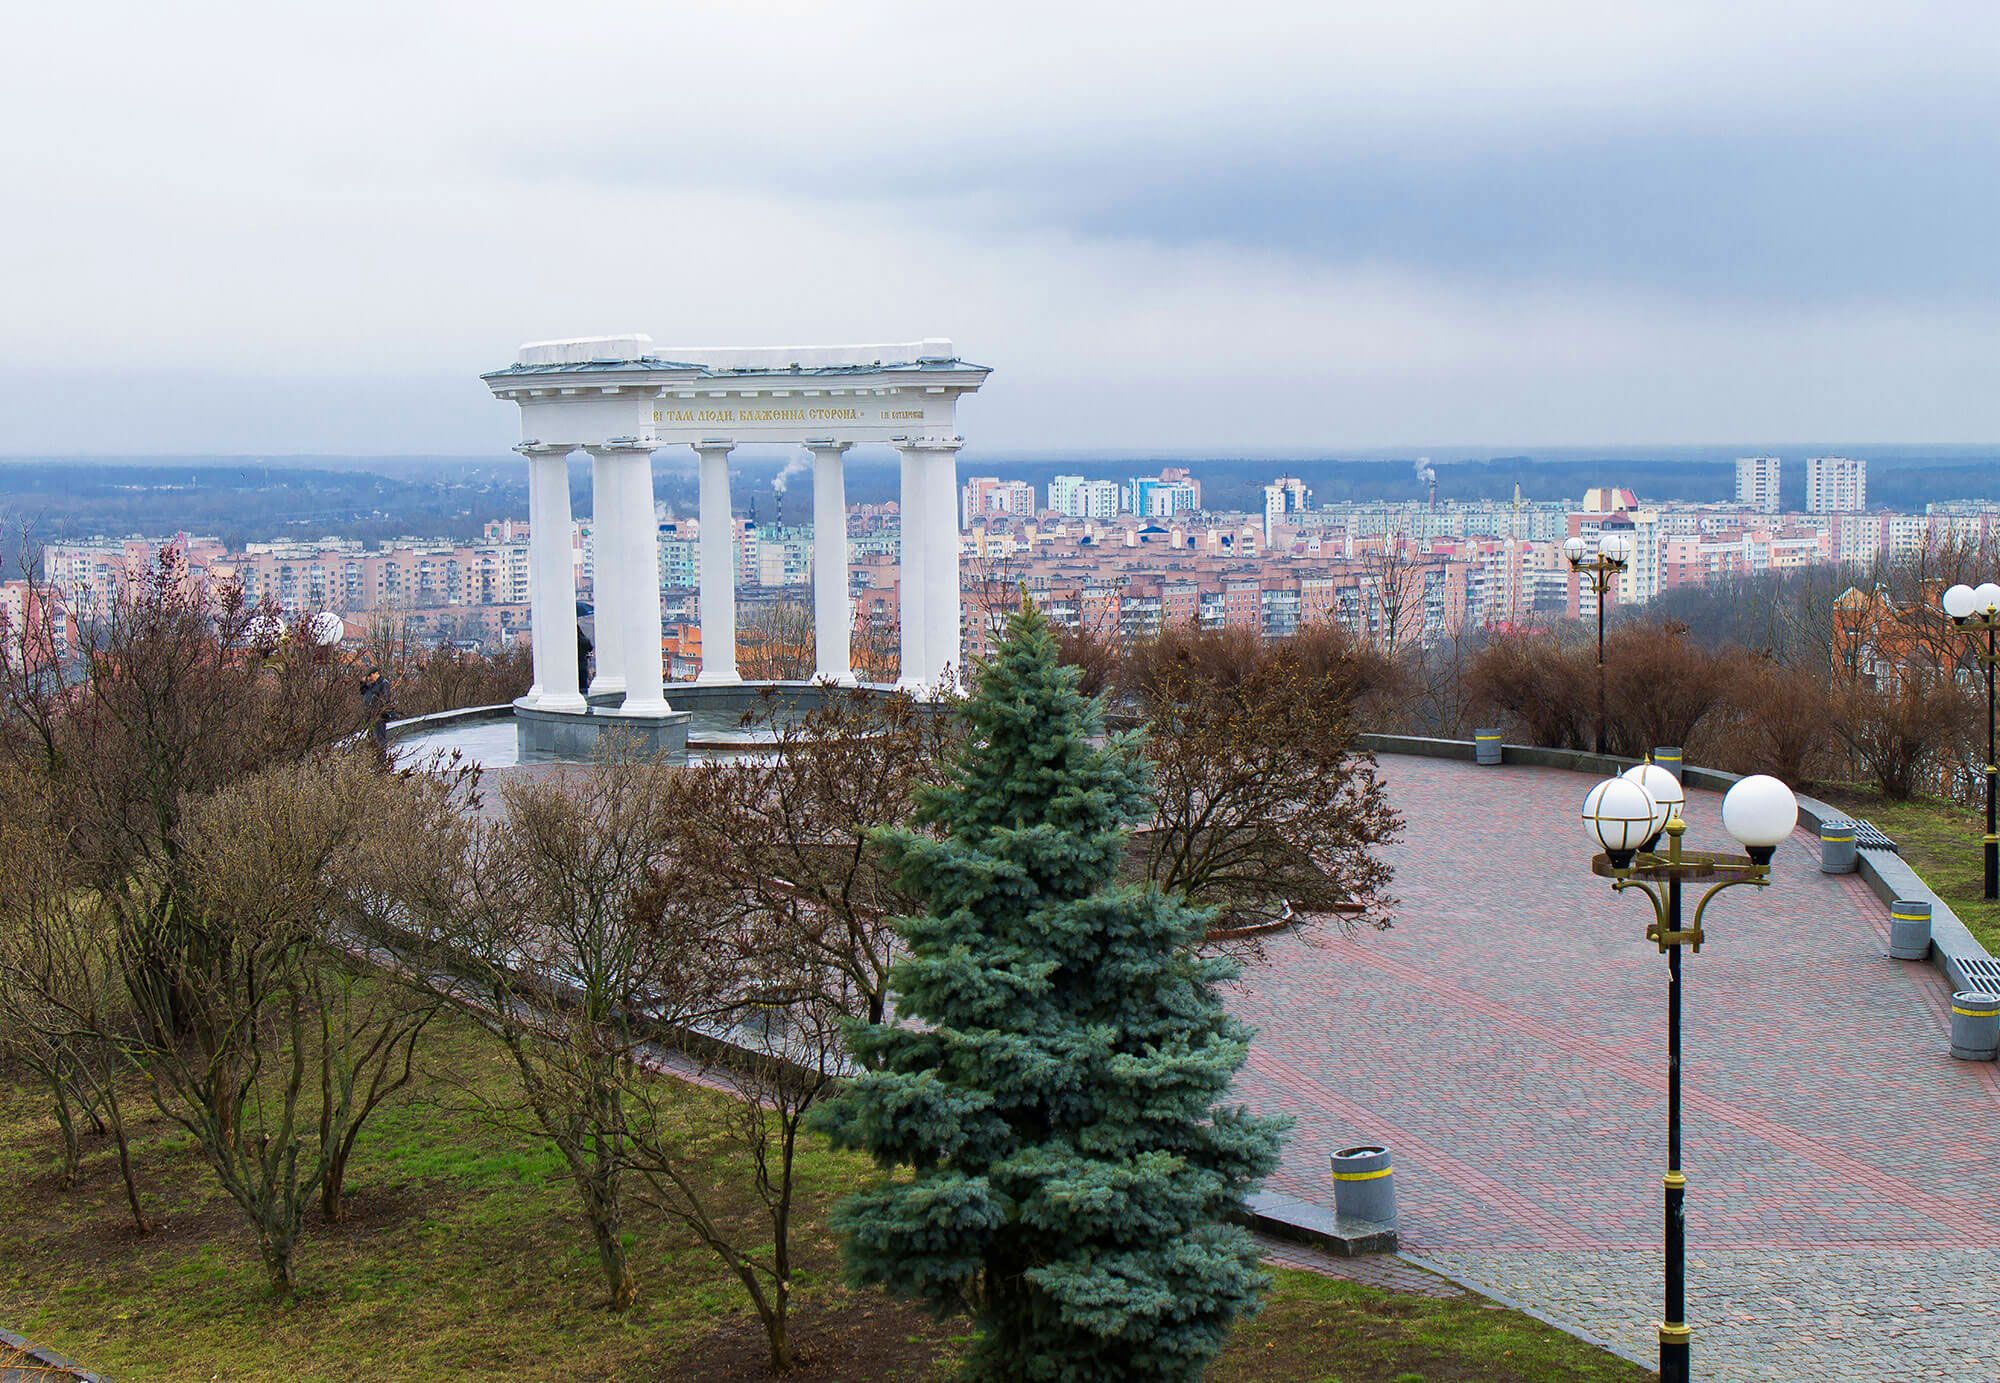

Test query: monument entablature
[484,336,988,448]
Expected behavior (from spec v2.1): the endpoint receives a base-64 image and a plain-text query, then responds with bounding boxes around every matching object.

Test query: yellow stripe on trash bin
[1330,1166,1393,1182]
[1952,1005,1999,1018]
[1892,911,1930,921]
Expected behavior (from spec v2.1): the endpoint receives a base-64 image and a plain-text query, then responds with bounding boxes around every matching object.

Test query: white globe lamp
[1583,777,1660,868]
[1943,584,1977,621]
[1621,762,1683,847]
[1564,536,1588,564]
[1721,774,1798,865]
[309,611,345,648]
[1601,532,1632,563]
[1975,582,2000,617]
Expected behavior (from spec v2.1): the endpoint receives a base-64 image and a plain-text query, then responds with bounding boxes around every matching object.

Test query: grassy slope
[0,1008,1642,1382]
[1824,788,2000,953]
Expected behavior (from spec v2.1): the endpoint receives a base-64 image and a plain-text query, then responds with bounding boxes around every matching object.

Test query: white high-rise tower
[1805,456,1867,514]
[1734,456,1780,513]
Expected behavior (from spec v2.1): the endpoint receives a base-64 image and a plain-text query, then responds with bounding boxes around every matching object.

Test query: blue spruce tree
[821,599,1288,1380]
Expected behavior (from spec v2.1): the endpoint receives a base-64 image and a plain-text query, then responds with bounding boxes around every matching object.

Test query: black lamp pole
[1985,621,1996,901]
[1597,590,1609,757]
[1595,817,1776,1383]
[1568,545,1627,756]
[1946,603,1999,902]
[1662,875,1688,1383]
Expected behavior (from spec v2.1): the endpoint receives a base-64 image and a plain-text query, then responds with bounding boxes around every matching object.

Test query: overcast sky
[3,3,1998,455]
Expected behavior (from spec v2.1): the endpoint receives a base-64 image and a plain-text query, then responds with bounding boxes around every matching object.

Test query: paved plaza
[1228,755,2000,1380]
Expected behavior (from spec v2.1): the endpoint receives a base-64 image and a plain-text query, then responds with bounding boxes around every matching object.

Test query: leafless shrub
[1124,623,1402,934]
[126,752,441,1294]
[1834,673,1979,800]
[389,746,729,1310]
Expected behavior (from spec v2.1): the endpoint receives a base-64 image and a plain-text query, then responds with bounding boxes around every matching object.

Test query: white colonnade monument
[482,335,990,759]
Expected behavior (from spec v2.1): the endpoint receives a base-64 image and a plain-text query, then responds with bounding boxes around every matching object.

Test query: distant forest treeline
[3,451,1996,576]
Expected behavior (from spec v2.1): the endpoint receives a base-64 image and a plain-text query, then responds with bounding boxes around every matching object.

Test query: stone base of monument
[514,699,692,763]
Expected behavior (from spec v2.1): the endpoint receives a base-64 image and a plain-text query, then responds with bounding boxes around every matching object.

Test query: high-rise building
[1806,456,1867,514]
[1264,475,1311,514]
[1127,467,1201,517]
[1735,456,1780,513]
[1261,475,1312,544]
[961,476,1036,526]
[1047,475,1123,519]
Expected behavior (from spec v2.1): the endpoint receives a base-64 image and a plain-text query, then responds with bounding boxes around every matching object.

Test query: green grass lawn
[1823,787,2000,953]
[0,1006,1643,1382]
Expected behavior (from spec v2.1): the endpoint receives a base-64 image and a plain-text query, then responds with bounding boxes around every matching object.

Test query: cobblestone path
[1227,756,2000,1382]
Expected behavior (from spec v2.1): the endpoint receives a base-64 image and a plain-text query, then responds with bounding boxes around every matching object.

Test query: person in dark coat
[577,625,594,692]
[360,666,394,758]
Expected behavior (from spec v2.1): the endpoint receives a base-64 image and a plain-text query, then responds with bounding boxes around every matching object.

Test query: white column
[522,444,585,713]
[808,441,855,685]
[896,444,930,691]
[609,445,670,716]
[695,440,740,684]
[911,438,965,691]
[584,448,626,698]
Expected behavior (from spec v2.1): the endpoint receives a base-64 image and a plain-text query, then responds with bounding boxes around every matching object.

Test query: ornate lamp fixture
[1580,767,1798,1383]
[1565,532,1632,753]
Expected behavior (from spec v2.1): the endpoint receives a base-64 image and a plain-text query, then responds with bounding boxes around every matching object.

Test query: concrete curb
[383,702,515,744]
[1357,733,1995,989]
[0,1325,98,1380]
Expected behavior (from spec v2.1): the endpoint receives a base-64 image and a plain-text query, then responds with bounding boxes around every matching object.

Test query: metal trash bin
[1652,746,1684,782]
[1889,899,1932,961]
[1330,1145,1396,1224]
[1474,730,1503,766]
[1819,819,1858,874]
[1951,991,2000,1061]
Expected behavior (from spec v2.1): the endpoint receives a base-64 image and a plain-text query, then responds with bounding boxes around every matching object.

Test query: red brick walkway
[1227,756,2000,1379]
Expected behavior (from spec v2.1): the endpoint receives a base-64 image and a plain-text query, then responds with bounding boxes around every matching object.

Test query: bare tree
[733,598,815,681]
[1392,615,1476,738]
[623,958,849,1373]
[0,545,364,1040]
[127,752,439,1294]
[848,625,896,684]
[0,769,147,1229]
[674,689,954,1031]
[1125,624,1402,934]
[962,548,1035,650]
[1359,543,1430,655]
[392,748,727,1310]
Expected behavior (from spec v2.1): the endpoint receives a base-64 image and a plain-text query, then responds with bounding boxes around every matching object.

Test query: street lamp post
[1566,532,1631,754]
[1580,765,1799,1383]
[1941,581,2000,901]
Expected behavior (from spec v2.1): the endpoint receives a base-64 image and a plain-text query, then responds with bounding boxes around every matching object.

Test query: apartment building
[1126,468,1201,517]
[1046,474,1124,519]
[1735,456,1781,512]
[1806,456,1867,514]
[961,476,1036,526]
